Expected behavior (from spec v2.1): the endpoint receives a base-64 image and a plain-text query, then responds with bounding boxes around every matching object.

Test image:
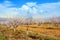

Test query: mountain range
[0,17,60,24]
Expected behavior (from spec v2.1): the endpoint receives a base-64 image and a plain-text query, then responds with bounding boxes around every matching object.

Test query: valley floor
[0,24,60,40]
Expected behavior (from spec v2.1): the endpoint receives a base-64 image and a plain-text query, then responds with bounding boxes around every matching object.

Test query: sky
[0,0,60,19]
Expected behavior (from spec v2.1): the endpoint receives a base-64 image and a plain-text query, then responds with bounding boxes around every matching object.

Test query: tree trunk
[14,28,16,32]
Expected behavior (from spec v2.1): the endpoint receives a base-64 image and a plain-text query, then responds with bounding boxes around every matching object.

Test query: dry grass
[17,24,60,40]
[0,23,60,40]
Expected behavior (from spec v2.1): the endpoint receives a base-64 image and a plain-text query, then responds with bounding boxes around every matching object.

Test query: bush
[28,32,40,39]
[46,27,54,29]
[44,36,57,40]
[31,26,38,28]
[28,32,58,40]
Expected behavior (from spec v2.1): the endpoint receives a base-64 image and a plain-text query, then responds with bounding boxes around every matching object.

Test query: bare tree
[8,17,23,32]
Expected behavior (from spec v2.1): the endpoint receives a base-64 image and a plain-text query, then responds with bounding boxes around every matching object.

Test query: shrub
[28,32,40,39]
[44,36,57,40]
[46,27,54,29]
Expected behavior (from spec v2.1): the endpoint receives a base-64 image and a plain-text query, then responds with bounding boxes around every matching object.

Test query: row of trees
[0,17,60,32]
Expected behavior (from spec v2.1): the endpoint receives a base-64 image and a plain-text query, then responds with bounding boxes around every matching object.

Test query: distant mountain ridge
[0,18,8,21]
[0,17,60,24]
[47,17,60,23]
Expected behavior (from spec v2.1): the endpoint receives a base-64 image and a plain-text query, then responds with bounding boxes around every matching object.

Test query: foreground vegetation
[0,23,60,40]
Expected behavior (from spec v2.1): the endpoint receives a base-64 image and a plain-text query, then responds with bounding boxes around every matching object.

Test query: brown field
[0,23,60,40]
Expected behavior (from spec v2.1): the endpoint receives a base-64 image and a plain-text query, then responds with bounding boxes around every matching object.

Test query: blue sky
[0,0,60,7]
[0,0,60,19]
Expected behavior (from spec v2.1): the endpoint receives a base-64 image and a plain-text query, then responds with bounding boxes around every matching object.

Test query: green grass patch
[0,35,5,40]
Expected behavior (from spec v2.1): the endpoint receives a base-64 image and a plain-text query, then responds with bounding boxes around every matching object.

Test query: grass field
[0,23,60,40]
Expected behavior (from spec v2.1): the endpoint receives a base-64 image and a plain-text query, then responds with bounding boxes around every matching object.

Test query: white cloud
[39,2,60,18]
[22,2,60,19]
[3,1,14,7]
[0,1,18,18]
[26,2,37,7]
